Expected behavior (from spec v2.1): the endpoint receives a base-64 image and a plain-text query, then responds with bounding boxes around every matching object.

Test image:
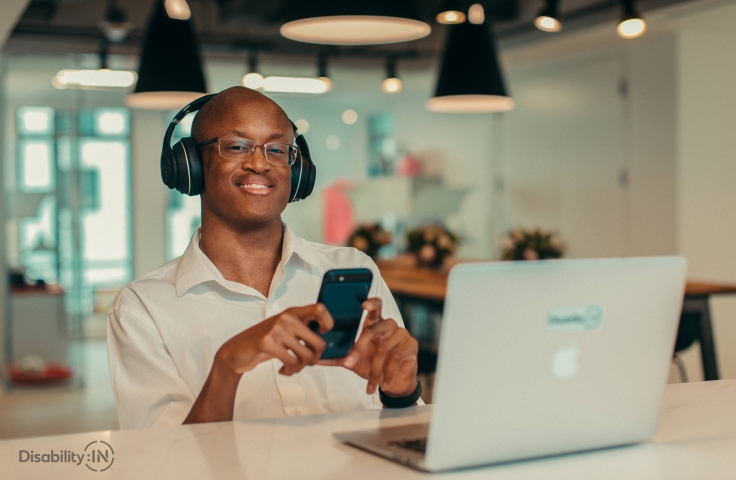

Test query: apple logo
[552,341,580,379]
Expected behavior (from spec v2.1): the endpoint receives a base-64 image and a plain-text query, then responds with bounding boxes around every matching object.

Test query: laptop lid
[424,257,686,471]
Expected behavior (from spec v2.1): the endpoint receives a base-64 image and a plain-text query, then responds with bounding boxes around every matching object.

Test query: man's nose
[241,144,271,172]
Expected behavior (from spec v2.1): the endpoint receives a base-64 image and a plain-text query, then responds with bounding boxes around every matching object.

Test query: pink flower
[351,236,369,252]
[550,236,564,251]
[419,245,437,263]
[502,237,515,251]
[522,248,539,261]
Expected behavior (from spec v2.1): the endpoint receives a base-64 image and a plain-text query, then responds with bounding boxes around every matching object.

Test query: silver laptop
[335,257,687,472]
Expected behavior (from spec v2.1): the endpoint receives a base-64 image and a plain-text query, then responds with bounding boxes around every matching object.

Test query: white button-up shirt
[107,226,406,429]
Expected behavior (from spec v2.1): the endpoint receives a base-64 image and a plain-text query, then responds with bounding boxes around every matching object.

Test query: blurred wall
[0,0,32,376]
[131,110,168,277]
[493,3,736,380]
[677,27,736,381]
[495,35,679,258]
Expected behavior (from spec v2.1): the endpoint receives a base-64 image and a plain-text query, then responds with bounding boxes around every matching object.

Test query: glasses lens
[265,143,298,166]
[218,137,254,160]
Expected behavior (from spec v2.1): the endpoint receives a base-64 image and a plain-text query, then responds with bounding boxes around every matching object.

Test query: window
[12,106,132,315]
[18,139,55,192]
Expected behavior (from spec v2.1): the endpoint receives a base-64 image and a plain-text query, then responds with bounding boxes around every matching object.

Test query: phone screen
[315,268,373,359]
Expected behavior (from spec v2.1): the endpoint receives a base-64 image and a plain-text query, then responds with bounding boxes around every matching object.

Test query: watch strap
[379,377,422,408]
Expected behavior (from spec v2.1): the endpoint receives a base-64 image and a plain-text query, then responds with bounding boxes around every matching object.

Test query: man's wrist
[380,377,422,408]
[212,346,244,386]
[381,377,419,398]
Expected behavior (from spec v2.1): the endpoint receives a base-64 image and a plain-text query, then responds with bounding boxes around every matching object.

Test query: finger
[281,336,318,371]
[343,326,377,371]
[317,358,343,367]
[361,298,383,326]
[366,317,399,343]
[345,318,398,373]
[288,304,335,333]
[367,329,405,394]
[280,314,327,361]
[383,351,417,390]
[383,336,418,388]
[267,343,300,376]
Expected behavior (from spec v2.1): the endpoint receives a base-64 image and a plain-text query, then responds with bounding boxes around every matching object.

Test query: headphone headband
[173,94,217,125]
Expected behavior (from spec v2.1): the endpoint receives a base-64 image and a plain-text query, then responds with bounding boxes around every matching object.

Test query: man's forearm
[183,356,242,424]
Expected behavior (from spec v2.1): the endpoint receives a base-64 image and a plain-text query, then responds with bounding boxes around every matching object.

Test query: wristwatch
[379,377,422,408]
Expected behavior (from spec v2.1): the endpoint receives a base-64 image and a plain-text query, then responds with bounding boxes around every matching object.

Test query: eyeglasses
[196,137,299,166]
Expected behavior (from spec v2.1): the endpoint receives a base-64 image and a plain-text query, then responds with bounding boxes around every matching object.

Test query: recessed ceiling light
[617,0,646,39]
[164,0,191,20]
[342,110,358,124]
[326,135,341,150]
[382,57,403,93]
[52,69,137,89]
[263,76,331,94]
[535,0,562,33]
[295,119,310,133]
[242,72,265,90]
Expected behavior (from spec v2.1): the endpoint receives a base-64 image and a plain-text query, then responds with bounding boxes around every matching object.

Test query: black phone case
[315,268,373,359]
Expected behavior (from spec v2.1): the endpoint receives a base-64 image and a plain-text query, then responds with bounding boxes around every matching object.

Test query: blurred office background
[1,0,736,439]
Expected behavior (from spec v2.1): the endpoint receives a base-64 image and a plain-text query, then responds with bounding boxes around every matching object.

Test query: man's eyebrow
[222,130,287,141]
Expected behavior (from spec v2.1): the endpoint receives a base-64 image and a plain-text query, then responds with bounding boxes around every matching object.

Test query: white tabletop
[2,379,735,479]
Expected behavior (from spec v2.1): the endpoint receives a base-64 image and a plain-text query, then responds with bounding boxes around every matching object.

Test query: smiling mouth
[235,183,273,190]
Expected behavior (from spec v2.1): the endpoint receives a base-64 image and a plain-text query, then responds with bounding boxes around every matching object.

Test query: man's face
[198,101,294,227]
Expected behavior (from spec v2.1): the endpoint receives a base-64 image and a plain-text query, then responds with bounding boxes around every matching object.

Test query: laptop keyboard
[388,438,427,454]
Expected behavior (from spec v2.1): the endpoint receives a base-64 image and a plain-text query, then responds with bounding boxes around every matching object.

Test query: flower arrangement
[406,224,460,268]
[347,223,392,259]
[502,228,564,261]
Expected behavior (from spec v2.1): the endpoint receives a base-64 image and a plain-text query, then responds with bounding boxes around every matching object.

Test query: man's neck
[199,215,284,297]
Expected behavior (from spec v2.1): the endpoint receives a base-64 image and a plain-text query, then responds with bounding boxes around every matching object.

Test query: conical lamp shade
[126,0,207,110]
[280,0,430,45]
[426,22,514,113]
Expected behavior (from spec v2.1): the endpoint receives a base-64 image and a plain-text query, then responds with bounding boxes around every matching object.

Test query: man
[107,87,420,428]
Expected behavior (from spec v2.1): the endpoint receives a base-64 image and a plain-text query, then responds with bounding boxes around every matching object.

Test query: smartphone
[314,268,373,359]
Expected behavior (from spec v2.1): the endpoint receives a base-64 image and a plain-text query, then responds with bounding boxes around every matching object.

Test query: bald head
[191,87,293,145]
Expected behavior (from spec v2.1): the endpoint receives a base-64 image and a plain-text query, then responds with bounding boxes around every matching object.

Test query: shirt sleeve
[373,273,405,329]
[107,304,196,429]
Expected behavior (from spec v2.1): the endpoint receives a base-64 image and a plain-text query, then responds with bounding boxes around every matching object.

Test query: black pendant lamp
[280,0,431,45]
[426,21,514,113]
[125,0,207,110]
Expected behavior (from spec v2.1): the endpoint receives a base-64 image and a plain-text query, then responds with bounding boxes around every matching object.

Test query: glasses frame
[196,136,299,167]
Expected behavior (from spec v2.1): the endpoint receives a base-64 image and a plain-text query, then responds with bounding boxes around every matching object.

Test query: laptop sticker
[547,304,604,332]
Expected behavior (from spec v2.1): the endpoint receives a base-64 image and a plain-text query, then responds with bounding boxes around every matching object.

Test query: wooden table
[377,258,736,381]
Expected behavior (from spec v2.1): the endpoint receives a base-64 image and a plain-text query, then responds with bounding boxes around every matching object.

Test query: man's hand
[320,298,419,398]
[217,304,334,376]
[185,304,334,424]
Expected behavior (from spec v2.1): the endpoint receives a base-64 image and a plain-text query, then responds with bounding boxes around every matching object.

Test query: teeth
[238,184,271,189]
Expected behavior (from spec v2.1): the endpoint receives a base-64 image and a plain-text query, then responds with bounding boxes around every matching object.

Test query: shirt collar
[175,225,320,297]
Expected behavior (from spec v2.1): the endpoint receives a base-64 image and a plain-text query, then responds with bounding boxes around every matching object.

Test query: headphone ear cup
[172,138,204,196]
[302,156,316,199]
[160,148,178,190]
[180,137,204,195]
[290,134,316,202]
[289,154,303,203]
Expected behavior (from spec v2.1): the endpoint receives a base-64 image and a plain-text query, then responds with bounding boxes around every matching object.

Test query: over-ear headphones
[160,93,316,202]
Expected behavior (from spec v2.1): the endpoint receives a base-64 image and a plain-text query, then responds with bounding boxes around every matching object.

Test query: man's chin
[202,193,288,227]
[226,205,286,227]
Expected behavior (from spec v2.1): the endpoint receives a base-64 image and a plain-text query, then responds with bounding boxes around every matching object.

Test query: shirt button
[293,408,301,416]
